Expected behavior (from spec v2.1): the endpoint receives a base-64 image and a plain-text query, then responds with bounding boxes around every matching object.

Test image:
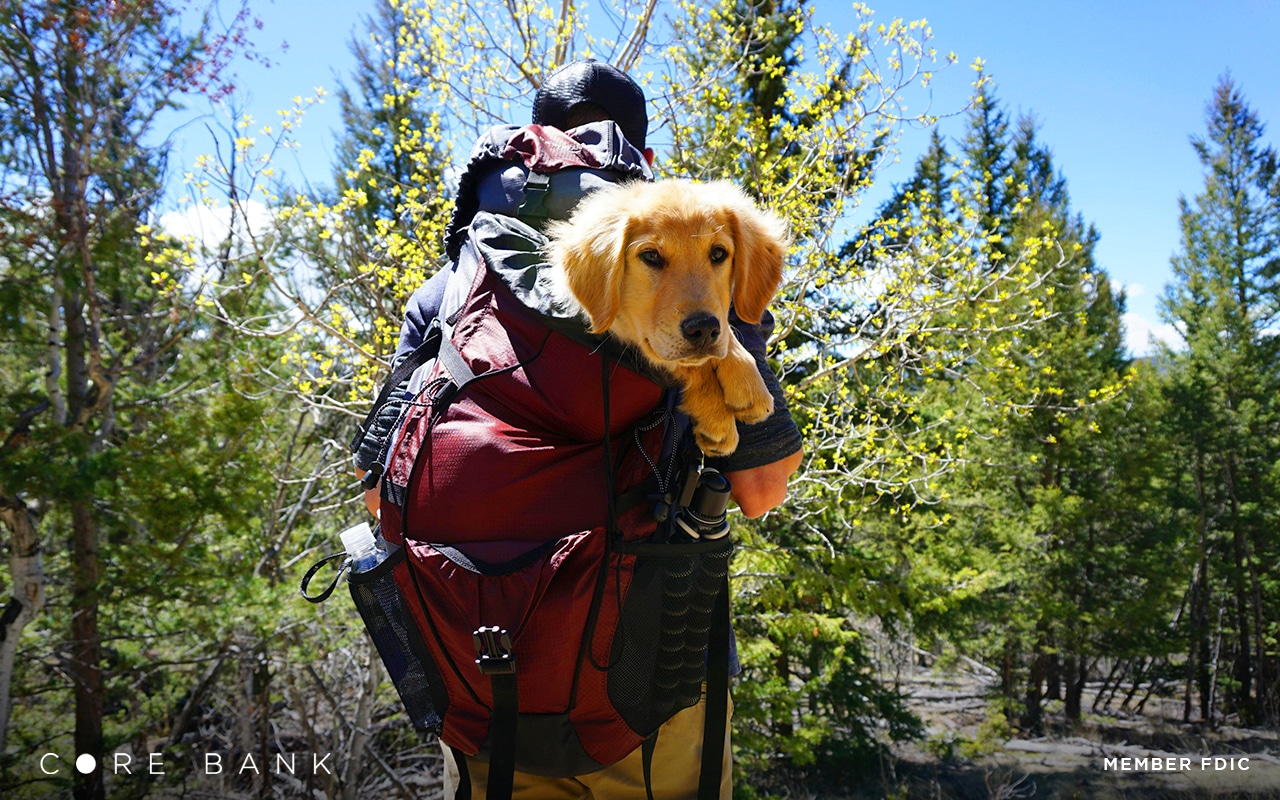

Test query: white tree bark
[0,492,45,751]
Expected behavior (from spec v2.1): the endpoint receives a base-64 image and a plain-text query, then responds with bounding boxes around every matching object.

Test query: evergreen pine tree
[874,129,955,247]
[333,0,447,234]
[1159,75,1280,724]
[959,82,1013,260]
[895,93,1177,733]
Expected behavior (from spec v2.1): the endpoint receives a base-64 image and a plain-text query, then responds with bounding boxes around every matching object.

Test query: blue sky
[178,0,1280,356]
[867,0,1280,355]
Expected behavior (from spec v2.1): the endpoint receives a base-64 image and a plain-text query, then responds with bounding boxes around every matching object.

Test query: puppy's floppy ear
[715,182,788,324]
[547,188,632,333]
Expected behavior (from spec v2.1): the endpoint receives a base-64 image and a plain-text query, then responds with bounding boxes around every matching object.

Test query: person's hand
[724,448,803,518]
[355,467,381,519]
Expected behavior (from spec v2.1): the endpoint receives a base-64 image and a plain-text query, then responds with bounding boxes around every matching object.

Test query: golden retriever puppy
[545,179,789,457]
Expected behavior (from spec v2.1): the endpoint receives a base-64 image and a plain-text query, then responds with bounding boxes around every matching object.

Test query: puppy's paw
[721,373,774,424]
[693,413,740,458]
[717,355,775,424]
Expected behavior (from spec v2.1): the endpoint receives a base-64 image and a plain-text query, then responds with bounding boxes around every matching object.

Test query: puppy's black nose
[681,313,721,348]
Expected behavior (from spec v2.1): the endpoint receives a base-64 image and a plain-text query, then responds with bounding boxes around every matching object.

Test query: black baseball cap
[533,59,648,150]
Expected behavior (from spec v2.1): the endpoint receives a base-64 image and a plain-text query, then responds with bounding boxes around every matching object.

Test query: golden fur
[546,179,789,457]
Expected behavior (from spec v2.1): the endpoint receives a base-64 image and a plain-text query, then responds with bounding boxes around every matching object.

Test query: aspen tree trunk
[0,493,45,750]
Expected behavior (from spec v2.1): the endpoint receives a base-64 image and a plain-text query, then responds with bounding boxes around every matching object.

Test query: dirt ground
[871,664,1280,800]
[747,655,1280,800]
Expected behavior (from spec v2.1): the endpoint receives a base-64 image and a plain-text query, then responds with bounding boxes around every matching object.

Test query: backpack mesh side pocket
[607,535,734,736]
[348,545,449,733]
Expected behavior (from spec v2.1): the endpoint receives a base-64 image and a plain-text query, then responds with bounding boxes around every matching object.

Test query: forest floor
[849,661,1280,800]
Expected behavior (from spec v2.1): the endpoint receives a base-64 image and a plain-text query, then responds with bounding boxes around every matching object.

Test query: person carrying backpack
[349,59,802,800]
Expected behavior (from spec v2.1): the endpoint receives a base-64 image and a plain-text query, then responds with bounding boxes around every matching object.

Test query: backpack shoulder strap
[351,322,443,489]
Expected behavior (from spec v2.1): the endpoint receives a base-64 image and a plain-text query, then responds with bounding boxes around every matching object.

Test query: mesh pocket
[348,545,448,733]
[607,535,733,735]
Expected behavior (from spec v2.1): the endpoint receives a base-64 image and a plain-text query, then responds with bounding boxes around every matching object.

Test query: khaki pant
[441,691,732,800]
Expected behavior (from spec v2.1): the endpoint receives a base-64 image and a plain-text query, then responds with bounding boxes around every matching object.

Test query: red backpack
[320,124,735,799]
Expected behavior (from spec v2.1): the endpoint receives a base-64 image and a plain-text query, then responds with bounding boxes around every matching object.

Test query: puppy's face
[612,202,738,364]
[548,179,787,368]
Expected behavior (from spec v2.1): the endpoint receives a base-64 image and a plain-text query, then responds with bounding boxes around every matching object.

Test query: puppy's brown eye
[709,246,728,264]
[639,249,663,268]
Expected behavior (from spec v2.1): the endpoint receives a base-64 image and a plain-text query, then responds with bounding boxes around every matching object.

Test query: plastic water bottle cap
[339,522,375,557]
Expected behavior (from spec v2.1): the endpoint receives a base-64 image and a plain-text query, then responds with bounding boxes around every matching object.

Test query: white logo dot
[75,754,96,774]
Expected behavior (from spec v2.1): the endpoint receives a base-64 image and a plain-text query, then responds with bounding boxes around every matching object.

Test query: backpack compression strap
[698,577,731,800]
[430,333,547,800]
[473,626,518,800]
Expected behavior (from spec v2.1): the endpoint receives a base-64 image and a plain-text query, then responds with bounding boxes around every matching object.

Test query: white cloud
[1123,311,1183,357]
[155,199,281,292]
[156,199,340,337]
[159,199,273,246]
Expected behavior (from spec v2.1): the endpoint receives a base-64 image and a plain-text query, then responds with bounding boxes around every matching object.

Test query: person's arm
[726,448,803,518]
[715,307,804,517]
[396,270,450,360]
[355,467,381,518]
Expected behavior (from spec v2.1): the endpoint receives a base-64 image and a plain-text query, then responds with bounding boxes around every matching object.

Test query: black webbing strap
[437,335,478,391]
[576,354,624,685]
[350,323,443,455]
[486,673,518,800]
[473,626,517,800]
[698,576,731,800]
[449,745,473,800]
[641,733,658,800]
[298,552,348,603]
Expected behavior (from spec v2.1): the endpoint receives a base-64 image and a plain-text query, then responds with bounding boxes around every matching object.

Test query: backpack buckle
[517,171,551,218]
[359,463,383,491]
[473,626,516,675]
